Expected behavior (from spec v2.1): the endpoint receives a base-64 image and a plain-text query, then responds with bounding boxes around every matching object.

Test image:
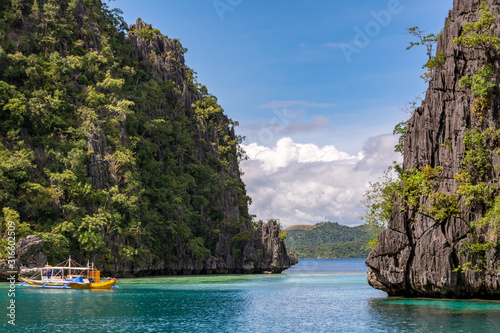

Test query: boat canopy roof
[43,266,91,270]
[42,258,97,271]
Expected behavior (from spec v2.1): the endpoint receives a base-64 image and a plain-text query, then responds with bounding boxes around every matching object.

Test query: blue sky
[112,0,455,226]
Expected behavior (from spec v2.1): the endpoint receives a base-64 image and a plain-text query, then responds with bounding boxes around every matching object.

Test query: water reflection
[368,297,500,332]
[119,274,255,286]
[15,288,120,330]
[14,285,247,332]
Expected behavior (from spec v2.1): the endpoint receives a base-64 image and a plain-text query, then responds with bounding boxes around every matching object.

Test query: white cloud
[240,135,402,227]
[244,137,356,174]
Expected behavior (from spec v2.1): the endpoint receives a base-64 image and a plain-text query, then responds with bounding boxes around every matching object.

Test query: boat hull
[20,278,117,289]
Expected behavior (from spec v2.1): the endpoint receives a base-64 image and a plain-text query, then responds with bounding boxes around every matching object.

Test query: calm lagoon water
[2,258,500,332]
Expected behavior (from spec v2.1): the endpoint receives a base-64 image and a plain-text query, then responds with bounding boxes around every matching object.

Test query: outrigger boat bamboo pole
[17,256,118,289]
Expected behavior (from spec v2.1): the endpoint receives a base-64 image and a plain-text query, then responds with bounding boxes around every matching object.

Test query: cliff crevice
[367,0,500,298]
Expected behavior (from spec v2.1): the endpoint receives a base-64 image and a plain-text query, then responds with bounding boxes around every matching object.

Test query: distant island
[284,222,371,259]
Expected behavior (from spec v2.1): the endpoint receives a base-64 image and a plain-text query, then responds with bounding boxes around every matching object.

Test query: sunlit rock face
[367,0,500,298]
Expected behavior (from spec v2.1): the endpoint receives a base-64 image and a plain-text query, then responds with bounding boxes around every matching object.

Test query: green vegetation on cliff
[284,222,371,258]
[364,2,500,276]
[0,0,253,271]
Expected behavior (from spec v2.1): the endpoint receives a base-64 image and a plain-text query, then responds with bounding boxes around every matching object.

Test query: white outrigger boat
[19,256,117,289]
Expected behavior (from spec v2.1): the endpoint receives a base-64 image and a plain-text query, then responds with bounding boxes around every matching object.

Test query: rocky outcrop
[113,220,298,277]
[367,0,500,298]
[5,222,297,279]
[17,236,47,267]
[0,236,47,279]
[128,19,200,108]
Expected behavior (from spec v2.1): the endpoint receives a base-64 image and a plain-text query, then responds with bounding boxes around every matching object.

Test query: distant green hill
[284,222,371,258]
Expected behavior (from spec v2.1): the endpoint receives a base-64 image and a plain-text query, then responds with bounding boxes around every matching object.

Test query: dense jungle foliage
[0,0,251,270]
[284,222,371,258]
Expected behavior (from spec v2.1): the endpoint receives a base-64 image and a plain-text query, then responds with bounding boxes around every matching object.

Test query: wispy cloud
[257,100,335,109]
[322,40,363,48]
[283,116,330,136]
[322,42,345,48]
[240,116,330,138]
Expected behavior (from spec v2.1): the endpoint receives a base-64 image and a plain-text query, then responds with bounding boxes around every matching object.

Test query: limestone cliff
[0,1,296,279]
[111,19,297,276]
[367,0,500,298]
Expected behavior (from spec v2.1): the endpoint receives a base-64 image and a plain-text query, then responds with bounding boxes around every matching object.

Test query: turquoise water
[2,259,500,332]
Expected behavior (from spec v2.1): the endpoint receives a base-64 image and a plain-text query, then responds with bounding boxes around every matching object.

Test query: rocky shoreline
[1,220,298,281]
